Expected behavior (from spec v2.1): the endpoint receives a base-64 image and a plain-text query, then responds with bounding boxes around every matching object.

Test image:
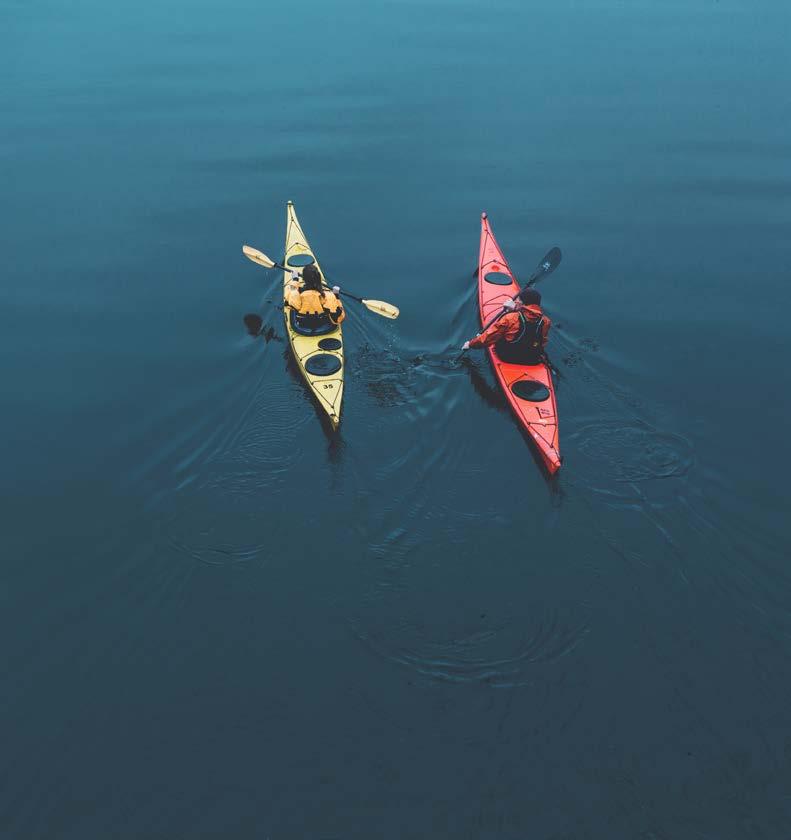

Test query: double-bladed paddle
[242,245,400,320]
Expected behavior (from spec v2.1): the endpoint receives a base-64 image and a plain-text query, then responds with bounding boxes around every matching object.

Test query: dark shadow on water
[459,357,509,414]
[243,313,262,336]
[262,326,283,344]
[326,427,345,465]
[243,313,284,342]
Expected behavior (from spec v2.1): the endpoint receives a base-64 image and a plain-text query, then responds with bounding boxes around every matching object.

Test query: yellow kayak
[283,201,344,429]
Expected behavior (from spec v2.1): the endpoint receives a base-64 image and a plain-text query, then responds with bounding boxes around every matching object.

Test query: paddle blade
[242,244,277,269]
[243,313,263,336]
[361,299,400,319]
[527,246,562,287]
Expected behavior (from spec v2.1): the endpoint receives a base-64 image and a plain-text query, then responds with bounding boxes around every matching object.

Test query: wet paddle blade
[361,299,399,319]
[526,246,562,287]
[242,245,277,269]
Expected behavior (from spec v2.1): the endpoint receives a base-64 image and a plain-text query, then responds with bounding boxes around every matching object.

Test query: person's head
[301,264,323,291]
[517,286,542,306]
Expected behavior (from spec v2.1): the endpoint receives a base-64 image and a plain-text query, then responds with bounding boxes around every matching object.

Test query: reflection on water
[459,356,510,414]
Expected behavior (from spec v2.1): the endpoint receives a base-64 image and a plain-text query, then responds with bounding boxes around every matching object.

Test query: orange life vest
[286,286,345,325]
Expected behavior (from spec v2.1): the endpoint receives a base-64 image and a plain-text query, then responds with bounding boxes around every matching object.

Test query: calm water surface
[2,0,791,837]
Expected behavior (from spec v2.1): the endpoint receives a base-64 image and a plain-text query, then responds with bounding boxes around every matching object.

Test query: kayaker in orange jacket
[285,263,345,330]
[462,293,551,365]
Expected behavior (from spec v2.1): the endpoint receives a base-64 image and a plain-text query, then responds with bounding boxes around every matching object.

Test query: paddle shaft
[458,345,560,380]
[242,245,398,318]
[273,261,366,304]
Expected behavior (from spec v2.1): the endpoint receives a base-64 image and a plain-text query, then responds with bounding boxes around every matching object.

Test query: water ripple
[571,420,694,484]
[350,611,590,687]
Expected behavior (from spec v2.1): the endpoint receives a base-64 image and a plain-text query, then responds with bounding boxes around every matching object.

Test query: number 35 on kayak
[241,201,400,430]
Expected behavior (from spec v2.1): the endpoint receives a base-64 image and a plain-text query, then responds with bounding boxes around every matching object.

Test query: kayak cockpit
[289,309,339,337]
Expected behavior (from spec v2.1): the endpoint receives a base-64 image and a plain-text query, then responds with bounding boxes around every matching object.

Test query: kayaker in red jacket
[462,293,551,365]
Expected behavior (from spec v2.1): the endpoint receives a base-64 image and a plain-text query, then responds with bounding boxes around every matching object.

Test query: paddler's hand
[332,285,340,294]
[503,298,516,310]
[461,341,470,352]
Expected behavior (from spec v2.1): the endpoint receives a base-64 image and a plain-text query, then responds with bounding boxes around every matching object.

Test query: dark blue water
[3,0,791,836]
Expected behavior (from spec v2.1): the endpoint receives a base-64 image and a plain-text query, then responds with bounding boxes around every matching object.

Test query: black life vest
[495,310,545,364]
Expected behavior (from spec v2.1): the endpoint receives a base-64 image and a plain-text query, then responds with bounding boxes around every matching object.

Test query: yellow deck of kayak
[283,201,344,429]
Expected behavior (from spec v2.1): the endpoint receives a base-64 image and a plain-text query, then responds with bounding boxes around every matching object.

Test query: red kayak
[477,212,561,474]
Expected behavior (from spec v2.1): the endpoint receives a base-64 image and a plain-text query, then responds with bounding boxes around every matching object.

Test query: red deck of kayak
[477,213,561,474]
